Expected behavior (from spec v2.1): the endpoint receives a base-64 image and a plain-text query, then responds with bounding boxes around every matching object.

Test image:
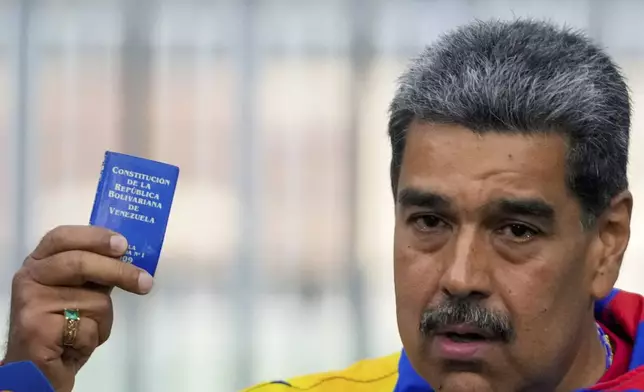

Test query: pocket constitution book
[89,151,179,276]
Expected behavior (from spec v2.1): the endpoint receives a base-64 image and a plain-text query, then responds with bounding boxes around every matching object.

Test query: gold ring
[62,308,80,347]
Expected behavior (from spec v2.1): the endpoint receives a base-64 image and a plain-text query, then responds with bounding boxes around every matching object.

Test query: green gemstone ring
[62,308,80,347]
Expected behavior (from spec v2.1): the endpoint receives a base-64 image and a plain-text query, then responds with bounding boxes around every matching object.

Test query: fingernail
[110,235,128,253]
[138,271,154,294]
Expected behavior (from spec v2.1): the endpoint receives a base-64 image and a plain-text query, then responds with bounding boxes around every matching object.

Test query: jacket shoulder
[242,352,400,392]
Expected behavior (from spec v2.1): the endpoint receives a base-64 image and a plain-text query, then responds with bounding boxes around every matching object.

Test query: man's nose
[439,226,492,300]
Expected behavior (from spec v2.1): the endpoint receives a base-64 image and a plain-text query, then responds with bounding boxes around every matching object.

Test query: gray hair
[388,19,631,226]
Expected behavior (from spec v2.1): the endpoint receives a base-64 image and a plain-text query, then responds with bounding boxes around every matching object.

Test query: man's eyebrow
[490,198,556,220]
[396,189,555,221]
[396,188,452,210]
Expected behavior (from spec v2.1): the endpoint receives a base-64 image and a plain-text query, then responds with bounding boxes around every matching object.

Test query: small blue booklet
[89,151,179,276]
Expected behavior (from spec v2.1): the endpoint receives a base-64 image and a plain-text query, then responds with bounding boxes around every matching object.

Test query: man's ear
[590,190,632,299]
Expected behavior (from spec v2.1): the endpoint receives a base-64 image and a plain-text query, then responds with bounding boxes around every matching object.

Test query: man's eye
[412,215,446,232]
[498,223,539,242]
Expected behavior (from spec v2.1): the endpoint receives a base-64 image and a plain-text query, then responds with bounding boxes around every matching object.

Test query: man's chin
[427,372,497,392]
[413,339,510,392]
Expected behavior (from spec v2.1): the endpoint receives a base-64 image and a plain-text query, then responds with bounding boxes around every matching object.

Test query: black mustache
[419,298,514,342]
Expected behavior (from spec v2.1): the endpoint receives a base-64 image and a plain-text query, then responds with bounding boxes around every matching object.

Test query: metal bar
[346,0,376,362]
[120,0,154,156]
[194,12,214,177]
[119,0,155,390]
[233,0,260,389]
[61,5,79,188]
[11,0,34,272]
[587,0,604,43]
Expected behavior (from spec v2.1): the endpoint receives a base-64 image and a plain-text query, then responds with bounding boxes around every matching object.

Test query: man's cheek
[396,294,422,346]
[395,267,437,326]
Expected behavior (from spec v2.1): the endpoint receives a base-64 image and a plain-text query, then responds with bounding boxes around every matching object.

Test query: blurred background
[0,0,643,391]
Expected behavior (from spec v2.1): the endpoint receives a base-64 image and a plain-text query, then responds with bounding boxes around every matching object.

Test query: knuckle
[61,250,85,277]
[20,257,46,284]
[11,267,28,292]
[14,308,43,338]
[116,260,137,286]
[11,271,37,309]
[40,226,69,254]
[22,254,34,267]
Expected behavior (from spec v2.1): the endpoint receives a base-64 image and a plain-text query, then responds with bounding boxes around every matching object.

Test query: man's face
[393,122,628,391]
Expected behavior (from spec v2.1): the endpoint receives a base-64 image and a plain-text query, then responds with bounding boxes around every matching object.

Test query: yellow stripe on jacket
[242,352,401,392]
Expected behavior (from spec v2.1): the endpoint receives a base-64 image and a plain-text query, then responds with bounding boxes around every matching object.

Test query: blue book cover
[0,361,54,391]
[89,151,179,276]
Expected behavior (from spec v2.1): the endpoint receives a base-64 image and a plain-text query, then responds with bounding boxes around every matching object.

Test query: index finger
[29,250,153,295]
[30,225,128,261]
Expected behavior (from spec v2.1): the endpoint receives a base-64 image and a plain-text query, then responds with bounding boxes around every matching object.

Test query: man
[3,18,644,392]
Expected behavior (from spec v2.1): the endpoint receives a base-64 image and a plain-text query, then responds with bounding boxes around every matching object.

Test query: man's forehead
[398,122,571,207]
[404,121,567,158]
[402,122,567,171]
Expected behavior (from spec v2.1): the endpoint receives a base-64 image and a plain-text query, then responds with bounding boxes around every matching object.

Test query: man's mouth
[431,324,498,360]
[435,324,494,342]
[442,332,487,342]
